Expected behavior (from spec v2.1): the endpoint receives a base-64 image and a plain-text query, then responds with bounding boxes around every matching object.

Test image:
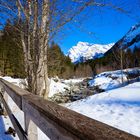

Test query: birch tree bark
[17,0,50,98]
[36,0,50,98]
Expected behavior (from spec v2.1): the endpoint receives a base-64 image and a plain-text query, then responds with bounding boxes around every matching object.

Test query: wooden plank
[0,79,30,109]
[24,113,38,140]
[23,94,140,140]
[0,92,28,140]
[23,95,79,140]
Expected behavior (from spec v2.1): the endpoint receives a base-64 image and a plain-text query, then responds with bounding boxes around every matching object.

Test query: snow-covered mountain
[123,23,140,51]
[106,23,140,54]
[68,42,114,63]
[68,23,140,63]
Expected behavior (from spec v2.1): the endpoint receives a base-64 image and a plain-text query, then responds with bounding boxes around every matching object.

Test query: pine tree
[0,21,26,77]
[48,42,74,78]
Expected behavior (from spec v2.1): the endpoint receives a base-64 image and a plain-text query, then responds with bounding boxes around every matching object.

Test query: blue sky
[57,1,140,54]
[0,0,140,55]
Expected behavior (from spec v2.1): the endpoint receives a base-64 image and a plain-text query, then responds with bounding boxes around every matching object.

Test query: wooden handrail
[0,92,27,140]
[0,78,139,140]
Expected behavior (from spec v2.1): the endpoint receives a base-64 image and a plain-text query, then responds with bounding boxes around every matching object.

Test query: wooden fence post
[25,113,38,140]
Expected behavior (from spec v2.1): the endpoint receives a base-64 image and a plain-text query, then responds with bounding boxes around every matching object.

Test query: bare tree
[112,44,125,83]
[0,0,95,98]
[0,0,139,98]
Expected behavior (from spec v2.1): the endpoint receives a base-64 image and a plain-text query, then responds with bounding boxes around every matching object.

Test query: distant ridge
[106,23,140,54]
[68,42,114,63]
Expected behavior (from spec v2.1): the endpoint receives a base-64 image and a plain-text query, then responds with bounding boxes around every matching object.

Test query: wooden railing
[0,78,139,140]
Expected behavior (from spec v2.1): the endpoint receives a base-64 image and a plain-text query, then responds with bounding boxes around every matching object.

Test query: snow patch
[1,76,26,89]
[62,78,84,84]
[48,79,70,97]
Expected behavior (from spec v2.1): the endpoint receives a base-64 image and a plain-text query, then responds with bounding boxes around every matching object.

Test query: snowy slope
[65,82,140,137]
[88,68,140,91]
[122,23,140,51]
[106,23,140,54]
[68,42,114,63]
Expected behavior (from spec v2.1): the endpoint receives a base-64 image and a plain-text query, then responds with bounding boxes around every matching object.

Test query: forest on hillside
[0,22,140,79]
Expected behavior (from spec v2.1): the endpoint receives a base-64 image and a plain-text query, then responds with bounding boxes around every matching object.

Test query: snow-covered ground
[65,82,140,137]
[0,76,70,98]
[0,77,85,98]
[1,76,26,89]
[0,68,140,138]
[2,68,139,98]
[88,68,140,91]
[48,78,70,97]
[0,115,19,140]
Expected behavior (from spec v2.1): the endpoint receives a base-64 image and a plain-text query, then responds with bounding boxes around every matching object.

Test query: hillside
[106,23,140,54]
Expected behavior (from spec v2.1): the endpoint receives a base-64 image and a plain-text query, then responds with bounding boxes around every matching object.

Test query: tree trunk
[32,0,50,98]
[120,48,124,83]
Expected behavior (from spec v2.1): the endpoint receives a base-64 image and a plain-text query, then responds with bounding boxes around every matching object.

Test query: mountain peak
[105,22,140,55]
[68,42,114,63]
[124,23,140,41]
